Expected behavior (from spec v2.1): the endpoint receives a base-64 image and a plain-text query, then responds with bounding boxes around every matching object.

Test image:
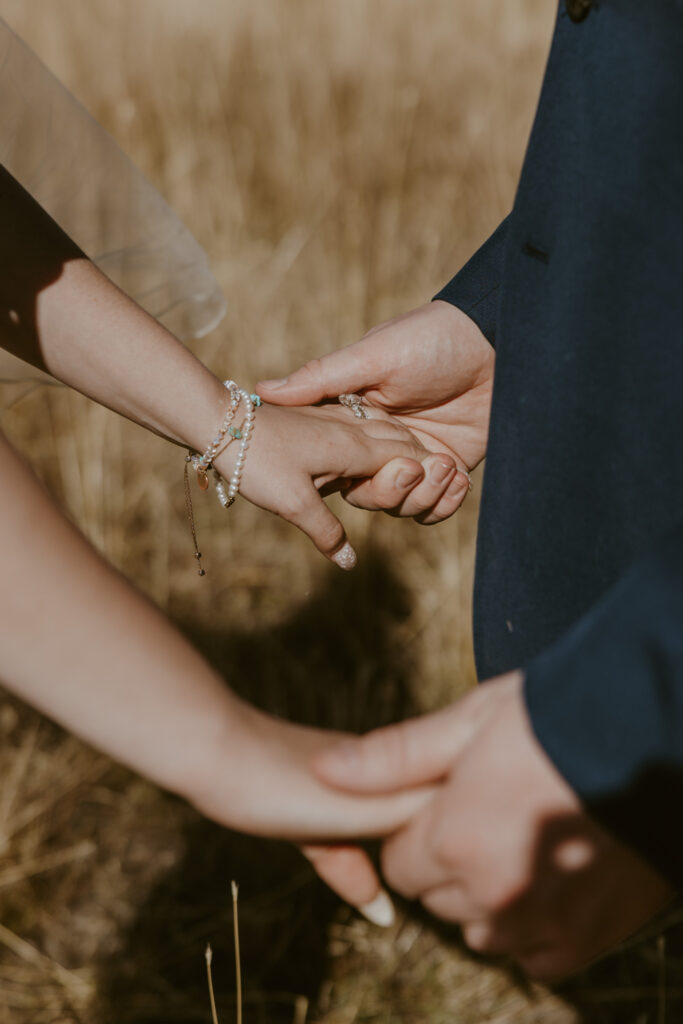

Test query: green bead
[229,427,242,439]
[250,394,262,407]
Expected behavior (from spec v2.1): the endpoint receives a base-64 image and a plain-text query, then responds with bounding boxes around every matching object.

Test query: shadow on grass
[92,548,419,1024]
[90,543,683,1024]
[558,914,683,1024]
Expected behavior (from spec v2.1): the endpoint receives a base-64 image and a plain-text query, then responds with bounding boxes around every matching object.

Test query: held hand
[211,399,451,568]
[258,301,494,524]
[188,700,435,924]
[311,673,674,980]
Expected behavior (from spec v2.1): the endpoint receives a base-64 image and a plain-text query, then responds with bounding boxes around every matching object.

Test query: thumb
[257,341,379,407]
[311,698,481,794]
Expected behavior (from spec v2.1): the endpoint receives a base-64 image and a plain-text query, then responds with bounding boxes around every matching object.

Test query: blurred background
[0,2,677,1022]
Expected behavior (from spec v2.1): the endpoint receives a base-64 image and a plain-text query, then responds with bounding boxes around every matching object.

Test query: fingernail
[332,541,357,570]
[259,377,288,389]
[431,460,456,484]
[396,468,422,489]
[359,889,395,928]
[447,476,468,498]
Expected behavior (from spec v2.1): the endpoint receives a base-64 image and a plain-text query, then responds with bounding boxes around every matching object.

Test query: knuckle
[279,491,308,521]
[317,518,345,553]
[301,358,328,393]
[372,482,403,511]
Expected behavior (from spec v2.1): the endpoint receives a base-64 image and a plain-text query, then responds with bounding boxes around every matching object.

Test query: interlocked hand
[259,300,494,524]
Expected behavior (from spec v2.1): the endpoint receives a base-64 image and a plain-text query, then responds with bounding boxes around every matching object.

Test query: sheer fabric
[0,16,226,391]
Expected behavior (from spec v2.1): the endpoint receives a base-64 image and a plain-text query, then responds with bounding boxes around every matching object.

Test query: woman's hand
[258,300,495,524]
[189,699,436,924]
[0,430,429,920]
[212,400,459,567]
[191,700,434,842]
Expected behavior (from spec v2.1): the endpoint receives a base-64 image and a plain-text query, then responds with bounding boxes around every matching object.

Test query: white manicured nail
[359,889,395,928]
[332,541,357,570]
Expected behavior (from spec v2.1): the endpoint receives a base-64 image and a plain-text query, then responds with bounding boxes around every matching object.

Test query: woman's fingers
[281,482,358,569]
[300,843,395,925]
[336,458,425,511]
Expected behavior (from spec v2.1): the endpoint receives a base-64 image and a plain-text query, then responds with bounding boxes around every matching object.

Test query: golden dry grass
[0,2,681,1021]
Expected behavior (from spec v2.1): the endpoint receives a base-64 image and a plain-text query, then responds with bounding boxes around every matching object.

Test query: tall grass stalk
[205,944,219,1024]
[232,881,243,1024]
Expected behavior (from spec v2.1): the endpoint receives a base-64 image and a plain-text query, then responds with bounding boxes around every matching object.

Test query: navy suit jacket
[435,0,683,888]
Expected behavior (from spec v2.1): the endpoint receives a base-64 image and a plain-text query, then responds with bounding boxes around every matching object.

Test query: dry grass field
[1,2,682,1022]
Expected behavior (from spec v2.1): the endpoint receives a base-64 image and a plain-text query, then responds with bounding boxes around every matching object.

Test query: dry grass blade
[292,994,309,1024]
[0,839,95,890]
[0,723,39,841]
[0,920,92,997]
[658,933,667,1024]
[1,753,109,845]
[203,884,243,1024]
[3,3,675,1022]
[205,944,220,1024]
[232,880,243,1024]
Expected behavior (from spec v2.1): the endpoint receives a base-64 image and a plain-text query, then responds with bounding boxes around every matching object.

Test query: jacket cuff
[433,216,509,347]
[524,523,683,889]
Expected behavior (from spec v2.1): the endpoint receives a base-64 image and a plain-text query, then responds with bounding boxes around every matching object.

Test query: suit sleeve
[432,215,509,347]
[524,522,683,889]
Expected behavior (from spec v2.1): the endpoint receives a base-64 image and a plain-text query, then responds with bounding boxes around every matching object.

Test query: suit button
[565,0,592,21]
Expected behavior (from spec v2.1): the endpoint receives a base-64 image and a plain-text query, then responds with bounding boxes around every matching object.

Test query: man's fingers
[311,701,476,794]
[257,339,383,407]
[300,844,395,925]
[387,455,457,519]
[343,455,470,524]
[343,455,456,515]
[379,799,457,899]
[414,467,472,525]
[341,458,425,511]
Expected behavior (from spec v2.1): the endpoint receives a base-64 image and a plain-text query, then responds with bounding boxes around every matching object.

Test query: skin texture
[258,299,494,523]
[263,302,674,975]
[0,166,447,909]
[258,297,495,900]
[312,672,674,981]
[0,165,448,567]
[0,431,435,847]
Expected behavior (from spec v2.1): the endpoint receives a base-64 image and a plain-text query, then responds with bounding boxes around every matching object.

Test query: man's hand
[311,673,674,980]
[258,301,495,524]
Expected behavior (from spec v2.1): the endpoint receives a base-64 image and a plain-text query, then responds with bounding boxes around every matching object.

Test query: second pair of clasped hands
[235,300,671,983]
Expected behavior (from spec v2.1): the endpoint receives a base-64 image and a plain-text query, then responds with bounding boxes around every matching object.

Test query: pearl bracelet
[191,379,241,488]
[183,382,261,575]
[214,387,258,508]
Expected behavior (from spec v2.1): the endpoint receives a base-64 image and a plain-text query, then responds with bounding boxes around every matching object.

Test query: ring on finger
[338,393,369,420]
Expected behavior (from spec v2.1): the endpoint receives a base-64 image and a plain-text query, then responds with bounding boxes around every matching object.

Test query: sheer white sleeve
[0,16,226,390]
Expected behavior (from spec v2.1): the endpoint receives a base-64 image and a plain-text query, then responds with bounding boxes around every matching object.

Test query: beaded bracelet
[183,382,261,575]
[191,379,242,489]
[214,388,258,508]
